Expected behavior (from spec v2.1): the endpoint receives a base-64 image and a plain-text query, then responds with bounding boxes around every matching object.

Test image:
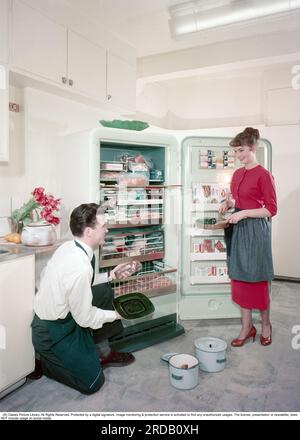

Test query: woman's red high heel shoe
[260,324,272,346]
[231,326,257,347]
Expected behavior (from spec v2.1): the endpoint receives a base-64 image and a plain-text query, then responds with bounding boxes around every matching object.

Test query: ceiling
[68,0,300,58]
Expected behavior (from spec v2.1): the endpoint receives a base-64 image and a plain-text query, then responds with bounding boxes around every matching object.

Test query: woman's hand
[219,200,231,214]
[227,211,247,224]
[219,194,234,214]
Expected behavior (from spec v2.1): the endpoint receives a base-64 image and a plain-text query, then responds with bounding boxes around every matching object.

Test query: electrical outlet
[9,102,20,112]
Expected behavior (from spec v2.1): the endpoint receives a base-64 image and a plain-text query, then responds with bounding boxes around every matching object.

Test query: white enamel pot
[194,337,227,373]
[21,222,57,246]
[168,354,199,390]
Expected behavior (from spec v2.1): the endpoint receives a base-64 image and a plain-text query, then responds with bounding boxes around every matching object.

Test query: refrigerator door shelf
[192,203,219,211]
[190,253,227,261]
[189,228,224,237]
[180,135,271,319]
[190,276,230,285]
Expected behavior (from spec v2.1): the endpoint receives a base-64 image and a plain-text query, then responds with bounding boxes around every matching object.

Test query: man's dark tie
[75,241,95,286]
[90,254,95,285]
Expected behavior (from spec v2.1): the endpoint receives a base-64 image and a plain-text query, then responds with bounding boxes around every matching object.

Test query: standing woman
[220,127,277,347]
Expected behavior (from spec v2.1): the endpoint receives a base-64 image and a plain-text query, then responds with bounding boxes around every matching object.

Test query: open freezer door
[93,128,184,351]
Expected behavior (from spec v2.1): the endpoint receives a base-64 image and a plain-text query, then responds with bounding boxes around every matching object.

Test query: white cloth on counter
[34,239,117,329]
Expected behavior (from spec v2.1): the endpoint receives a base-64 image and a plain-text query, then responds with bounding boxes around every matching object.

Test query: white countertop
[0,239,64,260]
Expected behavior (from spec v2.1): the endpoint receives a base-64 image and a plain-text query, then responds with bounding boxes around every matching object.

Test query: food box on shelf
[101,162,124,171]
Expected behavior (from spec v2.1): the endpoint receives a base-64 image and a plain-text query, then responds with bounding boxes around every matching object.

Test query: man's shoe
[27,359,43,380]
[100,350,135,369]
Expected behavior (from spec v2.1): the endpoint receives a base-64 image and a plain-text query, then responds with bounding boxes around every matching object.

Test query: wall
[165,74,262,129]
[0,86,122,236]
[135,82,169,128]
[136,63,300,130]
[135,61,300,279]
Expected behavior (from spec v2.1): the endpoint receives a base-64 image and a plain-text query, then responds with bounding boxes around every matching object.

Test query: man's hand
[110,261,142,280]
[114,311,122,320]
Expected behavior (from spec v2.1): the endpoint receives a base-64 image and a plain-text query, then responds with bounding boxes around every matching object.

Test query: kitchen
[0,0,300,416]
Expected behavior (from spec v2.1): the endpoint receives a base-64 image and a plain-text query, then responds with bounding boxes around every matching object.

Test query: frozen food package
[113,260,142,278]
[134,154,154,169]
[118,172,149,187]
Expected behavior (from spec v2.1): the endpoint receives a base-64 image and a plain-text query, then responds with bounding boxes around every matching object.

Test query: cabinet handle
[62,76,67,84]
[107,94,112,101]
[69,79,74,87]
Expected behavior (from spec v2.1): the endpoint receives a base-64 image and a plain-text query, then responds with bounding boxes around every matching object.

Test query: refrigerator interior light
[169,0,300,38]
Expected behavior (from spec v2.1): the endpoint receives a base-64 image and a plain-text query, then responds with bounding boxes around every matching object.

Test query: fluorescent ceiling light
[169,0,300,38]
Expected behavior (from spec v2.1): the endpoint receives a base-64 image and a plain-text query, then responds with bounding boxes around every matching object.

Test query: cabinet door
[0,255,35,394]
[107,53,136,113]
[0,0,9,64]
[12,0,67,85]
[67,30,106,101]
[0,65,9,162]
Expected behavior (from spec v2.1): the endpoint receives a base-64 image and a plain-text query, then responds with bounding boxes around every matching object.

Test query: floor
[0,280,300,413]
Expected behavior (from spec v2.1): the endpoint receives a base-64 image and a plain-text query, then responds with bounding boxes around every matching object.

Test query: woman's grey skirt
[225,214,274,283]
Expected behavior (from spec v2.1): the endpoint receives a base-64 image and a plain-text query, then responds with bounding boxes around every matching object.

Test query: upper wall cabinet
[107,52,136,114]
[12,0,67,85]
[10,0,136,112]
[0,0,10,64]
[67,30,106,102]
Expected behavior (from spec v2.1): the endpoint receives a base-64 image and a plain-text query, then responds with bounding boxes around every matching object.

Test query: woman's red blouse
[230,164,277,216]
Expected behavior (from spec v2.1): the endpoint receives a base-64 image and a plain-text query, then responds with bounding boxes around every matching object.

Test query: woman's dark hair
[229,127,260,148]
[69,203,100,237]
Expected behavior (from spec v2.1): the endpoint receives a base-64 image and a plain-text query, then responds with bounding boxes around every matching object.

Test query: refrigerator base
[109,313,185,353]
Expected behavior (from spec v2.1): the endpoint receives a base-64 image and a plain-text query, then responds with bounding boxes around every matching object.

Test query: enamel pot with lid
[194,337,227,373]
[162,353,199,390]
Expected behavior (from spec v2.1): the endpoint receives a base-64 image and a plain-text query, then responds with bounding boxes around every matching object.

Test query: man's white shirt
[34,240,117,329]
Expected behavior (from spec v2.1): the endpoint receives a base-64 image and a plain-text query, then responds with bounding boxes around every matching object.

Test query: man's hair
[69,203,101,237]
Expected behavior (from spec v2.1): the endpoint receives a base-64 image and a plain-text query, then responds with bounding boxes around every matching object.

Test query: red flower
[32,187,61,225]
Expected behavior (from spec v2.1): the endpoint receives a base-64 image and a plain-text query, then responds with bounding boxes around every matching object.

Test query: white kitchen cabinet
[106,52,136,113]
[0,254,35,399]
[11,1,107,104]
[10,0,136,111]
[12,0,67,86]
[0,0,9,65]
[0,65,9,162]
[67,30,106,102]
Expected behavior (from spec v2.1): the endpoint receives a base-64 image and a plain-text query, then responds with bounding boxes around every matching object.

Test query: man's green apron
[31,241,119,394]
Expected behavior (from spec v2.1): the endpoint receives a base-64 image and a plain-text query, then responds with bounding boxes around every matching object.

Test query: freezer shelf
[117,199,163,206]
[107,219,163,229]
[106,205,163,226]
[100,252,165,268]
[110,261,177,298]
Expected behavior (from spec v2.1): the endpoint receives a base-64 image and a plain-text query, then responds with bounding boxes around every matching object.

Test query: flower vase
[11,219,24,234]
[21,222,57,246]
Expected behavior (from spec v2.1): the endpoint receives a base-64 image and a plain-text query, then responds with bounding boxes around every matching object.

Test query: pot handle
[171,373,183,381]
[216,358,226,363]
